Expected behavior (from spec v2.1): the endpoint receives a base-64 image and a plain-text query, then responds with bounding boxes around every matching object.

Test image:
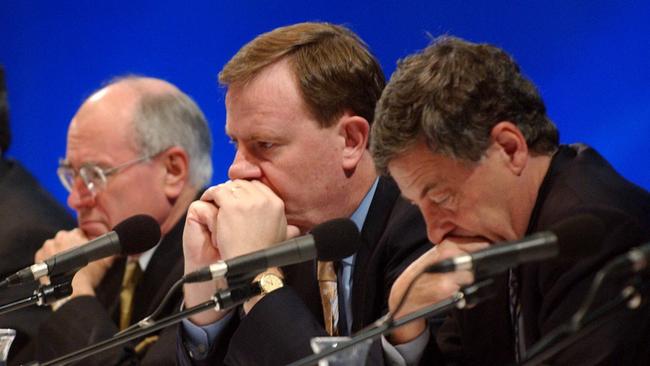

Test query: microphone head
[112,214,161,255]
[311,218,361,261]
[552,214,606,261]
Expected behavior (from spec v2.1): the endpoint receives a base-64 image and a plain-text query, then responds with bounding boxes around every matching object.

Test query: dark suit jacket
[32,214,186,365]
[0,159,75,363]
[178,177,431,366]
[433,144,650,365]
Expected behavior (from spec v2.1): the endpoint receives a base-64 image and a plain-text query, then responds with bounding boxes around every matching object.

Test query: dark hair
[219,22,385,128]
[371,36,559,173]
[0,65,10,153]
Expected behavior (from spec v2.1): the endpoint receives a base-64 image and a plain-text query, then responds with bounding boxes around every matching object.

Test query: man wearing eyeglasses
[28,76,213,366]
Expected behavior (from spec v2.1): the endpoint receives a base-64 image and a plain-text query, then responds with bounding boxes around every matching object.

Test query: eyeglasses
[57,155,152,195]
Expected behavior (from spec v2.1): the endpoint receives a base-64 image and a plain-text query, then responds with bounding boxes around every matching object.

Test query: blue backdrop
[1,0,648,212]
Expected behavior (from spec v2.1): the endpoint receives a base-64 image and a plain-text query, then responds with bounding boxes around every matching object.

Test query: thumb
[285,225,301,240]
[183,218,220,268]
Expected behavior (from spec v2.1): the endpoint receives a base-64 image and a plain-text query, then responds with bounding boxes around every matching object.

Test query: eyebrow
[59,159,109,169]
[229,129,283,144]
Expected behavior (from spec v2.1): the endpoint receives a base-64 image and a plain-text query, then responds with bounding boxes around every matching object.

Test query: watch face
[260,274,283,294]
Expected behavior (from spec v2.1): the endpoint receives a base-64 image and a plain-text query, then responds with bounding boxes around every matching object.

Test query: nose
[228,148,262,180]
[421,205,455,244]
[67,177,95,211]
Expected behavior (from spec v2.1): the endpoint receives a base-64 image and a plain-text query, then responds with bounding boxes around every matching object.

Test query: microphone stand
[520,275,650,366]
[288,278,495,366]
[0,274,73,316]
[24,281,261,366]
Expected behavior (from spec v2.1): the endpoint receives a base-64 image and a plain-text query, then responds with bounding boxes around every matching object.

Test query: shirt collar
[133,239,161,271]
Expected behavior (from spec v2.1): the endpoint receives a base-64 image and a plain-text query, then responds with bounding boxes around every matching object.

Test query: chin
[79,222,110,239]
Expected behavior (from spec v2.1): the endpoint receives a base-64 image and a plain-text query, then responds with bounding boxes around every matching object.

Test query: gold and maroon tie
[317,261,339,336]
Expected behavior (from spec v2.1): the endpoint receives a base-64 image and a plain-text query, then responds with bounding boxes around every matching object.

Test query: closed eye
[429,192,450,206]
[257,141,275,150]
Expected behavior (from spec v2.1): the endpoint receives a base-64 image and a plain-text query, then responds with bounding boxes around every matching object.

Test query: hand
[182,196,228,325]
[182,180,299,325]
[209,180,299,313]
[36,228,115,298]
[203,180,295,259]
[388,238,489,344]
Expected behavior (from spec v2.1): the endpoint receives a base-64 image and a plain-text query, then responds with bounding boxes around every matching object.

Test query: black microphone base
[0,276,72,316]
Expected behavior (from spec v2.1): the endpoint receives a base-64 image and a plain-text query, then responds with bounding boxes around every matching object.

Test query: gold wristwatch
[258,272,284,295]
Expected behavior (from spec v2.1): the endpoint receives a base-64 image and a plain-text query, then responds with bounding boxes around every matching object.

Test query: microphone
[426,214,605,277]
[183,218,360,283]
[0,214,161,287]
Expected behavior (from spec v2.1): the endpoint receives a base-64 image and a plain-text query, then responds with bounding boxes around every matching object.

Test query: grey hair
[371,36,558,174]
[133,91,213,187]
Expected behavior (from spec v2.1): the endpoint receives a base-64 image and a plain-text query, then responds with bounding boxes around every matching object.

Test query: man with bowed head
[179,22,432,365]
[31,76,213,365]
[371,36,650,364]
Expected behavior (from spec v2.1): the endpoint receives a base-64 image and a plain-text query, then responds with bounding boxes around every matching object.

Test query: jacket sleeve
[35,296,180,366]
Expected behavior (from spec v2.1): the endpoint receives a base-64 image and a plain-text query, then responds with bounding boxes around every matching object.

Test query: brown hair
[371,36,559,173]
[219,22,385,128]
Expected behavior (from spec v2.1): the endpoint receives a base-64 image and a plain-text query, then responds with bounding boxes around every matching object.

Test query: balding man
[31,76,212,365]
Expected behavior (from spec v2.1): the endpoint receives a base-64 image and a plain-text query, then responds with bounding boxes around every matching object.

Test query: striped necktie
[509,268,523,362]
[119,260,143,330]
[317,261,339,336]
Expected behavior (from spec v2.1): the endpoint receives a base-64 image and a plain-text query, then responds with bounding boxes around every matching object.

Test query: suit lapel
[97,256,126,324]
[131,215,185,323]
[350,177,400,332]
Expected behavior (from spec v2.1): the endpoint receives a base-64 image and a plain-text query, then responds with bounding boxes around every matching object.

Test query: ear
[337,112,370,171]
[490,121,528,176]
[158,146,190,199]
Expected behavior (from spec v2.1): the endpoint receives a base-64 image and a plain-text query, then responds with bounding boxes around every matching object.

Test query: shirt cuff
[181,311,235,360]
[381,327,430,366]
[50,296,72,311]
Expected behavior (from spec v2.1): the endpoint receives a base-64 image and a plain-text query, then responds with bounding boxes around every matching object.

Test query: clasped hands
[183,179,300,325]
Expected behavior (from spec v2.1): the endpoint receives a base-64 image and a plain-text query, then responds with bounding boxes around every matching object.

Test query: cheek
[266,144,335,186]
[93,194,120,228]
[453,192,484,227]
[454,194,503,238]
[103,179,158,223]
[264,160,336,209]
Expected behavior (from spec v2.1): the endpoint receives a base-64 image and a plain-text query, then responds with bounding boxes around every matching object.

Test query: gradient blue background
[1,1,648,212]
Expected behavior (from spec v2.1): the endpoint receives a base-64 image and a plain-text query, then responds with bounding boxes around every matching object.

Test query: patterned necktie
[509,268,523,362]
[317,261,339,336]
[119,260,143,330]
